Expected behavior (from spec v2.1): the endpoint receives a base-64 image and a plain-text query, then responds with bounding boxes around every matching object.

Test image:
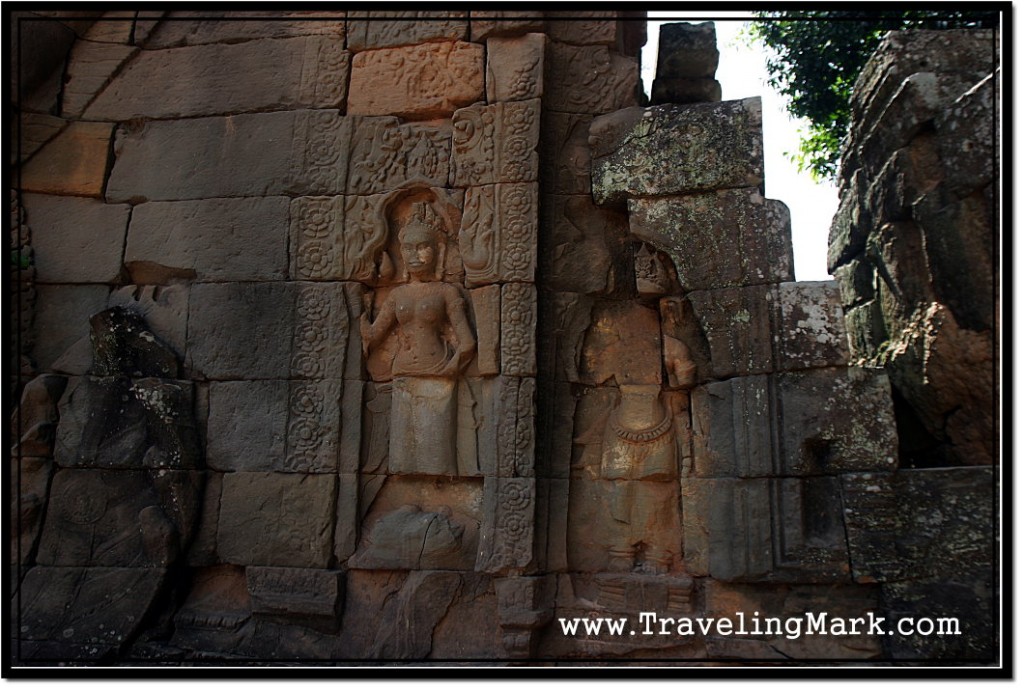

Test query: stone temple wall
[10,12,996,665]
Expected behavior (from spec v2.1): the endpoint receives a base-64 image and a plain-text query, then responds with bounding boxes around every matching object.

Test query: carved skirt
[389,376,457,476]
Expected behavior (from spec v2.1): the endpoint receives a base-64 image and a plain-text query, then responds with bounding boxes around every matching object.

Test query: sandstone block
[186,282,353,380]
[347,11,467,50]
[460,183,537,285]
[86,36,349,120]
[186,471,221,567]
[628,189,793,292]
[348,41,483,119]
[650,77,722,105]
[22,193,129,283]
[61,39,137,117]
[655,21,719,79]
[501,282,537,377]
[334,473,359,563]
[21,121,114,198]
[936,73,995,197]
[540,111,592,194]
[545,13,619,45]
[827,168,868,272]
[16,113,66,163]
[543,43,638,114]
[126,197,288,283]
[206,381,287,472]
[591,99,764,206]
[580,301,662,386]
[452,99,540,186]
[218,472,336,568]
[537,292,594,385]
[106,110,350,202]
[146,12,346,48]
[348,118,451,194]
[685,285,774,379]
[469,12,544,41]
[477,476,535,572]
[364,571,463,659]
[107,284,190,360]
[32,284,110,372]
[691,375,773,478]
[841,467,993,582]
[682,477,771,580]
[538,195,630,295]
[246,566,344,632]
[486,34,544,102]
[844,301,887,361]
[469,286,501,375]
[11,456,54,570]
[775,281,850,370]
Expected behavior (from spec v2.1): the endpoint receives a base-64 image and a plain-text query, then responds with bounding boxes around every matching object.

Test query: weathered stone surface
[206,381,287,472]
[11,456,54,571]
[106,110,350,202]
[452,99,540,186]
[487,34,544,102]
[469,286,501,375]
[537,292,594,385]
[591,99,764,206]
[31,284,110,372]
[61,39,137,117]
[494,575,555,658]
[691,375,773,478]
[478,376,536,478]
[543,43,638,114]
[580,301,662,386]
[936,73,994,197]
[460,183,537,285]
[704,581,884,659]
[218,472,336,568]
[775,281,850,370]
[655,21,719,79]
[545,13,618,45]
[21,121,114,198]
[86,36,348,120]
[126,197,288,283]
[186,471,221,567]
[477,476,535,572]
[539,195,630,295]
[12,373,66,458]
[366,570,463,659]
[171,564,254,653]
[628,189,793,291]
[246,567,344,632]
[36,468,200,567]
[146,12,346,48]
[106,284,190,361]
[500,283,537,377]
[15,113,66,163]
[347,11,467,50]
[22,193,129,283]
[16,566,165,659]
[334,472,359,563]
[682,477,770,580]
[350,505,468,570]
[540,111,592,194]
[828,169,869,272]
[348,118,451,195]
[469,12,544,41]
[685,285,773,379]
[186,282,351,380]
[348,41,483,119]
[651,77,722,105]
[842,467,994,583]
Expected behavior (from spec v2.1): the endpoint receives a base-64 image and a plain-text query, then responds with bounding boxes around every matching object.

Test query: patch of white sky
[641,11,838,281]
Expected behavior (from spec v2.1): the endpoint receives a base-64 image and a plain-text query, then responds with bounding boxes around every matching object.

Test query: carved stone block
[146,12,347,48]
[469,12,544,41]
[495,575,555,658]
[486,34,545,102]
[685,285,774,379]
[246,566,344,633]
[775,281,851,370]
[186,282,352,381]
[106,110,351,202]
[364,570,463,659]
[501,282,537,376]
[936,73,994,197]
[22,193,129,284]
[477,476,535,573]
[590,99,764,207]
[545,13,619,45]
[651,77,722,105]
[36,468,201,568]
[469,286,501,375]
[540,111,593,194]
[348,118,452,195]
[655,21,719,79]
[452,99,540,187]
[21,121,115,198]
[580,301,663,386]
[537,292,594,384]
[11,456,54,571]
[539,195,630,295]
[217,472,337,568]
[627,189,794,291]
[460,183,538,285]
[348,41,483,119]
[171,564,254,653]
[691,375,774,478]
[347,11,467,50]
[16,566,165,660]
[334,472,359,564]
[85,36,349,120]
[483,376,535,478]
[543,43,638,114]
[126,197,289,283]
[841,467,993,583]
[681,477,771,580]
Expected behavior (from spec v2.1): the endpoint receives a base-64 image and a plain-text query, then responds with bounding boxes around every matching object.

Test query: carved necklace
[609,409,673,443]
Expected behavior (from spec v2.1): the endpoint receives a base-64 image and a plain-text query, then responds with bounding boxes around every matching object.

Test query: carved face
[400,222,438,278]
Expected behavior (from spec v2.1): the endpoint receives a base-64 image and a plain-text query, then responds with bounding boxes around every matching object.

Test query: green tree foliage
[748,10,996,180]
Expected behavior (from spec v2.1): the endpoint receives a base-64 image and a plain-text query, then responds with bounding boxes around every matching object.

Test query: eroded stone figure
[360,201,476,475]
